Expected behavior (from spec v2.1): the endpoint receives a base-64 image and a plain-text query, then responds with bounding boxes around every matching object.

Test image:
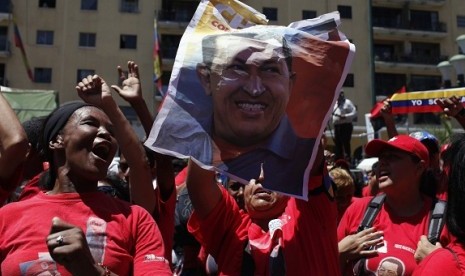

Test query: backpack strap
[357,194,386,233]
[427,198,447,244]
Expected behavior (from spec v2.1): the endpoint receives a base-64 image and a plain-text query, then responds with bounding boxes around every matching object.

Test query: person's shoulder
[415,247,463,275]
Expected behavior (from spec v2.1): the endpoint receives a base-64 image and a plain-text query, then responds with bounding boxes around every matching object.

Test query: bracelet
[98,263,111,276]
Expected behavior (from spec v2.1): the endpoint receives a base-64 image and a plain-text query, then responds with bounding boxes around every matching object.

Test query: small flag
[13,22,34,82]
[153,18,163,94]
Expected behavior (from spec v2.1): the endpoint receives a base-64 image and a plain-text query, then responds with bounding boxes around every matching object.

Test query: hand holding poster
[145,0,355,199]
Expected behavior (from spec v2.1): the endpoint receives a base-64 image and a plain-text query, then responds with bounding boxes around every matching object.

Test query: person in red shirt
[0,76,171,275]
[338,135,448,275]
[413,134,465,275]
[186,144,341,275]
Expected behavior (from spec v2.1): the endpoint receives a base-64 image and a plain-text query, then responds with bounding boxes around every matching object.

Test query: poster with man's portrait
[145,0,355,199]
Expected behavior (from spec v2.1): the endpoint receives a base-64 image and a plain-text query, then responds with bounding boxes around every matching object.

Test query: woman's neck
[385,192,424,217]
[48,167,98,194]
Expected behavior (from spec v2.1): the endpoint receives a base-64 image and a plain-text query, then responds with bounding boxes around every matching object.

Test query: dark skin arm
[112,61,174,202]
[380,99,399,139]
[76,75,155,213]
[185,159,222,219]
[0,91,29,185]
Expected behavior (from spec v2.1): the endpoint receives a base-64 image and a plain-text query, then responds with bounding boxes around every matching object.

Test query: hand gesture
[380,99,393,116]
[414,235,442,263]
[111,61,142,103]
[338,227,384,262]
[437,96,464,118]
[76,75,113,108]
[46,217,101,275]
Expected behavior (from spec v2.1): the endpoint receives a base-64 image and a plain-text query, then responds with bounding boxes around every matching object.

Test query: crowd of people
[2,54,465,275]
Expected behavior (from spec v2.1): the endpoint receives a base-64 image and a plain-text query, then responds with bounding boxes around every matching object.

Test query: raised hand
[76,75,113,107]
[46,217,105,275]
[111,61,142,103]
[380,99,393,116]
[437,96,464,118]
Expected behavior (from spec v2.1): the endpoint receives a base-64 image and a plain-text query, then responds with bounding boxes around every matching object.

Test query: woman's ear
[49,135,64,150]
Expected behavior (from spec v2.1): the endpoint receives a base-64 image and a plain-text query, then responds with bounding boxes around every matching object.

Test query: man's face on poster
[198,35,295,147]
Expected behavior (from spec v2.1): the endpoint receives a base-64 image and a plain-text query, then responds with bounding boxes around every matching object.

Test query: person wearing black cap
[337,135,449,275]
[0,76,172,275]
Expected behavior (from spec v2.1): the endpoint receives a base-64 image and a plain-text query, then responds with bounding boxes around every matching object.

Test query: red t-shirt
[0,166,23,206]
[338,196,449,275]
[413,242,465,275]
[0,192,171,275]
[188,174,341,276]
[17,172,43,201]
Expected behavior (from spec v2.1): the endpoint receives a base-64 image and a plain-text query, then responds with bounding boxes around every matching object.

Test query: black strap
[427,199,447,244]
[357,194,386,232]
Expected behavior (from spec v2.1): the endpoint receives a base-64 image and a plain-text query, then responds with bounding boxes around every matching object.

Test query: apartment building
[0,0,156,135]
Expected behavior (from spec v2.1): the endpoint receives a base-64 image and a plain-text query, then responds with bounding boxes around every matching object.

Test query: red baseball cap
[365,135,429,166]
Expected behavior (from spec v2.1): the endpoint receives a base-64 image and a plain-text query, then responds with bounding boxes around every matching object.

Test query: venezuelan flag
[390,87,465,114]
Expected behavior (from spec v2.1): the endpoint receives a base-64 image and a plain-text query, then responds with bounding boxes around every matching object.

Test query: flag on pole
[13,22,34,82]
[153,18,163,94]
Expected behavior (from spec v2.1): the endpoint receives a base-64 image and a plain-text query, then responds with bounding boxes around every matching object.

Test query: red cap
[365,135,429,166]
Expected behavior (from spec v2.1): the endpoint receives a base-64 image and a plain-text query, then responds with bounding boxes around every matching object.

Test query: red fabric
[338,196,450,275]
[0,165,24,206]
[17,172,43,201]
[413,242,465,275]
[188,174,341,276]
[154,187,177,263]
[370,86,406,118]
[175,167,188,186]
[0,192,171,275]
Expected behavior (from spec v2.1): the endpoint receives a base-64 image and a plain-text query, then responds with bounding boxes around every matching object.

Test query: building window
[343,74,354,87]
[81,0,97,10]
[262,7,278,21]
[36,30,54,45]
[79,33,96,47]
[458,15,465,28]
[338,5,352,19]
[160,34,181,59]
[0,26,8,52]
[0,63,5,86]
[39,0,56,8]
[375,73,406,97]
[77,69,95,83]
[302,10,317,19]
[120,35,137,49]
[120,0,139,13]
[34,68,52,83]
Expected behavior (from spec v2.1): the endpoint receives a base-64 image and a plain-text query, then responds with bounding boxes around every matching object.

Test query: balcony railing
[373,20,447,32]
[375,53,447,65]
[158,10,194,22]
